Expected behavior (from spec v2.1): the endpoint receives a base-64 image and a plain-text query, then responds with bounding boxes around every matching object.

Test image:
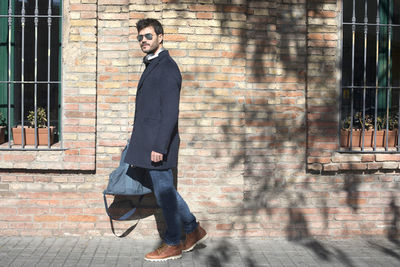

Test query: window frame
[339,0,400,153]
[0,0,64,151]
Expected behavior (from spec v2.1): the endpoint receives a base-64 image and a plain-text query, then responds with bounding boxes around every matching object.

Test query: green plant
[341,115,352,130]
[0,111,6,126]
[375,115,385,131]
[372,114,398,131]
[341,112,399,131]
[387,114,399,130]
[342,112,373,130]
[27,107,48,128]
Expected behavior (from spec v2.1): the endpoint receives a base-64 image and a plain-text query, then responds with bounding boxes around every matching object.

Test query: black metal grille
[340,0,400,152]
[0,0,63,150]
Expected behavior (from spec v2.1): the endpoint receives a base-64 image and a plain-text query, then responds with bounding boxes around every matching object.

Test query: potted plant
[340,112,398,148]
[0,111,6,144]
[374,114,398,147]
[340,112,373,147]
[12,107,55,146]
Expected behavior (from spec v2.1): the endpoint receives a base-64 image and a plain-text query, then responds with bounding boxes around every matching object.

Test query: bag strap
[103,193,145,237]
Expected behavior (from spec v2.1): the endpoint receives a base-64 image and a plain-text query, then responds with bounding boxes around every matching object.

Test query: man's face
[138,26,163,54]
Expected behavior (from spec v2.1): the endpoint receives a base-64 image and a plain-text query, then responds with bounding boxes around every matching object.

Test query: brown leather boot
[182,223,208,252]
[144,243,182,262]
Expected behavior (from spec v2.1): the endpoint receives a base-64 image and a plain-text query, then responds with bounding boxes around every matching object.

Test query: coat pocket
[133,119,160,150]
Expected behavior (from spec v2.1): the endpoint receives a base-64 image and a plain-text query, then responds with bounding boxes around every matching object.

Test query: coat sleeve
[151,62,181,154]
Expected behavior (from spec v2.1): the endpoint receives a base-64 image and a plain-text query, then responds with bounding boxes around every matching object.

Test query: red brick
[216,224,233,230]
[362,155,375,162]
[368,163,383,170]
[130,12,146,19]
[99,0,128,5]
[18,208,49,215]
[339,163,367,170]
[223,5,247,13]
[3,154,35,162]
[67,215,97,222]
[308,10,337,18]
[309,33,324,40]
[18,192,52,199]
[376,154,400,161]
[70,4,97,11]
[164,35,187,42]
[34,215,63,222]
[338,198,367,206]
[308,157,331,164]
[189,5,217,12]
[1,175,17,182]
[196,12,213,19]
[9,222,36,229]
[0,207,16,215]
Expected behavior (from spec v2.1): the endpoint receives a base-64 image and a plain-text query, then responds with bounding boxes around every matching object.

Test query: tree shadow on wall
[161,0,375,265]
[285,206,357,267]
[174,0,337,264]
[192,0,338,264]
[366,194,400,264]
[387,194,400,244]
[211,0,332,244]
[343,174,362,212]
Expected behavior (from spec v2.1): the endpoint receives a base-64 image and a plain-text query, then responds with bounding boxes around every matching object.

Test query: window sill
[337,147,400,154]
[307,152,400,173]
[0,142,95,171]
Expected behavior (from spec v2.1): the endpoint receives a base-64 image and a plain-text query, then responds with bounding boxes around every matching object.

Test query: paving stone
[1,237,400,266]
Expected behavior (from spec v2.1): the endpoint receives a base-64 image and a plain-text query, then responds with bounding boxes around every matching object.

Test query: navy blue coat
[124,50,181,169]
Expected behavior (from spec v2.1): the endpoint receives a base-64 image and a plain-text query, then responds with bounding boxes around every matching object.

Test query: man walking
[125,18,207,262]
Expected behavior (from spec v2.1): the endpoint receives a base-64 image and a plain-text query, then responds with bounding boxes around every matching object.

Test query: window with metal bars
[340,0,400,152]
[0,0,62,150]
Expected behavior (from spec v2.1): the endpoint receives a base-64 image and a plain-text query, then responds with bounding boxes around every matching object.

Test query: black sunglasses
[137,33,153,42]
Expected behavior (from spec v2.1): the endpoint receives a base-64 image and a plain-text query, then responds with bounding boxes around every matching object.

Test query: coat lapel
[137,54,163,90]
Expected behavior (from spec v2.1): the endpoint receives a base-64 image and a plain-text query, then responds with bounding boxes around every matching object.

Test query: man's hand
[151,151,164,162]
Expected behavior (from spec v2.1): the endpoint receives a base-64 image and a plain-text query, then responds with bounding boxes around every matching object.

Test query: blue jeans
[148,168,198,245]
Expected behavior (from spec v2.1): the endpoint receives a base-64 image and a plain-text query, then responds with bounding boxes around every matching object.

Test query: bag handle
[103,193,145,237]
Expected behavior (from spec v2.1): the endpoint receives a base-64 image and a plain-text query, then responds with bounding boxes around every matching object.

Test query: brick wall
[1,0,400,240]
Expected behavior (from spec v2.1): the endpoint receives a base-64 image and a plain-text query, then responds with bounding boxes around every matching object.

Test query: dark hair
[136,18,164,35]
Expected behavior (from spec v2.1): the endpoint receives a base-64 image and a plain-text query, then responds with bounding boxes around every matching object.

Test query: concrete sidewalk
[1,236,400,267]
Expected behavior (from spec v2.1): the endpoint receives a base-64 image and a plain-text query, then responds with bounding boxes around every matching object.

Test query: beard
[141,42,159,55]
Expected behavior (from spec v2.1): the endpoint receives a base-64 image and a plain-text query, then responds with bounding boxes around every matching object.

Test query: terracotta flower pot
[340,129,371,147]
[373,130,397,147]
[340,130,373,148]
[12,126,55,146]
[340,129,398,148]
[0,126,5,144]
